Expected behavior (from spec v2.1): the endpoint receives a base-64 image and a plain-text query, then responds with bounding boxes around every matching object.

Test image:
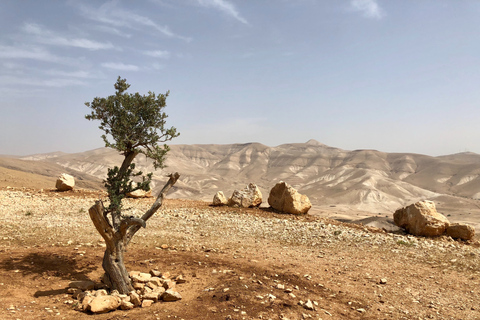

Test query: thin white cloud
[45,69,99,79]
[196,0,248,24]
[0,75,88,87]
[101,62,140,71]
[23,23,115,50]
[74,1,191,42]
[0,45,64,63]
[143,50,170,58]
[350,0,384,19]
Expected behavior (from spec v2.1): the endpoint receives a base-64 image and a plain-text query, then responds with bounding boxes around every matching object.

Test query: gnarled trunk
[102,237,133,294]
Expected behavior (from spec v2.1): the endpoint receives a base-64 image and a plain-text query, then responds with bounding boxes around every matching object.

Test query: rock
[268,181,312,215]
[120,300,134,310]
[161,289,182,302]
[213,191,228,206]
[94,289,108,297]
[150,270,162,277]
[446,223,475,240]
[174,275,186,284]
[88,295,121,314]
[130,272,152,283]
[141,299,154,308]
[126,187,152,199]
[82,295,94,311]
[148,277,163,288]
[162,279,176,290]
[55,173,75,191]
[304,299,315,311]
[142,291,159,302]
[68,280,95,291]
[129,291,142,307]
[228,183,262,208]
[393,200,450,237]
[133,282,145,290]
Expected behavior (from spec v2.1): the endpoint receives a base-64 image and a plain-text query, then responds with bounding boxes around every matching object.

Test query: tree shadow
[0,251,100,297]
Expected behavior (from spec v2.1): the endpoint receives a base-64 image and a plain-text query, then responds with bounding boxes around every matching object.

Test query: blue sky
[1,0,480,156]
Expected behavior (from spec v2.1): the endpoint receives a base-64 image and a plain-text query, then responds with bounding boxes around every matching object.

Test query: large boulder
[446,223,475,240]
[228,183,262,208]
[393,200,450,237]
[55,173,75,191]
[268,181,312,215]
[212,191,228,206]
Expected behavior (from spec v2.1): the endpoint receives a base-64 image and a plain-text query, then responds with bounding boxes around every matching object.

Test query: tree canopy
[85,76,179,169]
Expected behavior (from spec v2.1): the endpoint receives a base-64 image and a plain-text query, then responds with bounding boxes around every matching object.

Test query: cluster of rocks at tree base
[55,173,75,191]
[67,269,183,314]
[268,181,312,215]
[394,200,475,240]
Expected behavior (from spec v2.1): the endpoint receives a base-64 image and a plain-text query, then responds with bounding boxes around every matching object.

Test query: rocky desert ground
[1,185,480,320]
[2,142,480,319]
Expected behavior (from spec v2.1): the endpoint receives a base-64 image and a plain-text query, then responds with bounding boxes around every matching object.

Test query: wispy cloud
[0,75,88,88]
[101,62,140,71]
[23,23,115,50]
[350,0,384,19]
[196,0,248,24]
[74,1,191,42]
[143,50,170,58]
[0,45,66,63]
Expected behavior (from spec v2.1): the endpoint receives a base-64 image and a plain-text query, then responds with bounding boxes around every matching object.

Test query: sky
[1,0,480,156]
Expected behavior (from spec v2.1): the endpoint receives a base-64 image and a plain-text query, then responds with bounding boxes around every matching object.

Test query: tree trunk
[102,237,133,294]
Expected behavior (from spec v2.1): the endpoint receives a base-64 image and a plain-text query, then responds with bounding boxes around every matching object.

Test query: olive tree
[85,77,180,294]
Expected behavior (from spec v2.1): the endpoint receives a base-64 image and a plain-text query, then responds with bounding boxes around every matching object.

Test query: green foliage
[85,77,179,216]
[104,163,152,211]
[85,77,179,169]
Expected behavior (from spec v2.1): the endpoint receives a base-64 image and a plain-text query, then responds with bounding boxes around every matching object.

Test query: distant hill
[7,140,479,217]
[0,156,103,190]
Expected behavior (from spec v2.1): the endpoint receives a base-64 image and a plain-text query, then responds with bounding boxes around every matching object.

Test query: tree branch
[88,201,114,250]
[119,216,146,238]
[125,172,180,245]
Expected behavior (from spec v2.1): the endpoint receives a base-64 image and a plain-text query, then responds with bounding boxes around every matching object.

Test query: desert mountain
[11,140,480,218]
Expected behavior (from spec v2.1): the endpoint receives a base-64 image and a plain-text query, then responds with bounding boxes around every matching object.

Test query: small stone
[161,289,182,302]
[174,275,186,284]
[94,289,108,297]
[380,278,387,284]
[141,299,154,308]
[143,291,159,302]
[82,296,94,311]
[129,291,142,307]
[304,299,315,311]
[131,272,152,283]
[357,308,366,313]
[120,300,134,310]
[150,269,162,277]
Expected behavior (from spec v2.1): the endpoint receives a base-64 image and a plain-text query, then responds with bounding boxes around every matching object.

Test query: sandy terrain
[1,187,480,320]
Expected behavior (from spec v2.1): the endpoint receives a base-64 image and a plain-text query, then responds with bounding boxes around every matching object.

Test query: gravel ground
[1,187,480,319]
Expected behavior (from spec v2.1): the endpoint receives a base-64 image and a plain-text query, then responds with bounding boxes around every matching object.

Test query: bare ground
[1,187,480,320]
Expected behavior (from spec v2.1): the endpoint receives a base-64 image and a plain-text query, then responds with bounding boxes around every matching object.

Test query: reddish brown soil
[1,188,480,320]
